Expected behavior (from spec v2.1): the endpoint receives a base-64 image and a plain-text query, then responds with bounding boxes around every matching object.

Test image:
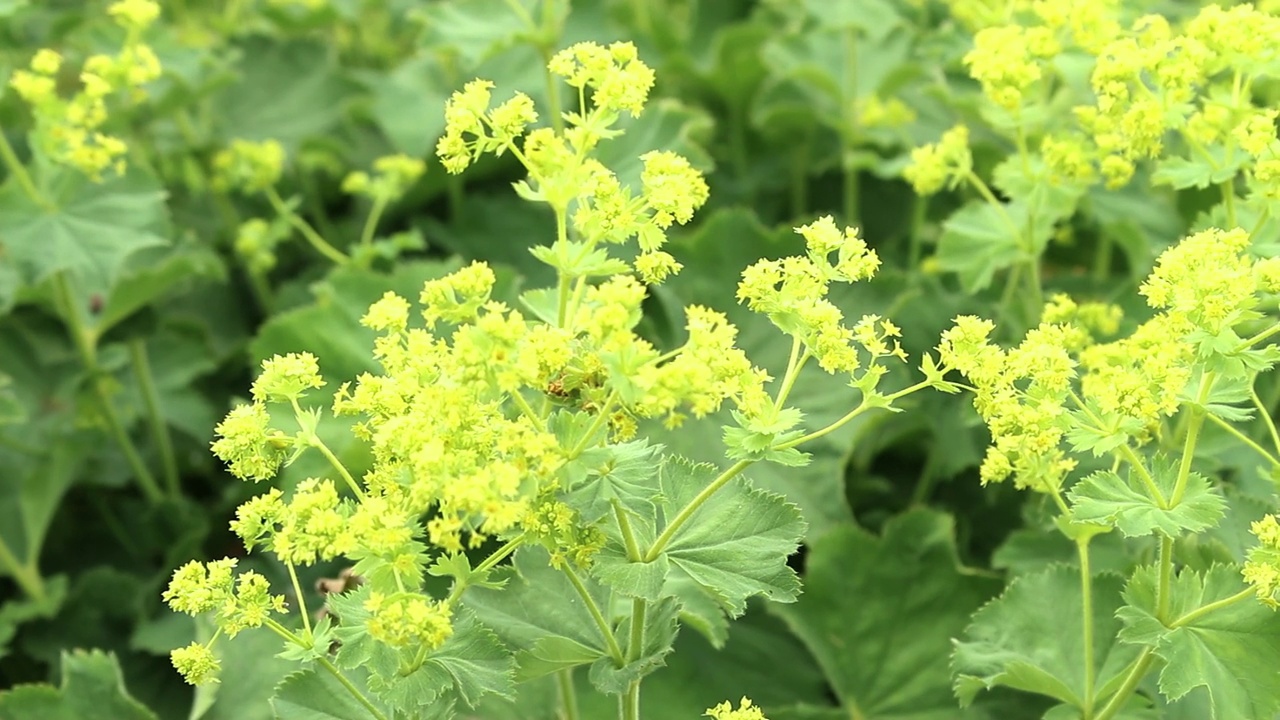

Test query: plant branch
[129,338,181,497]
[265,186,350,266]
[561,563,625,664]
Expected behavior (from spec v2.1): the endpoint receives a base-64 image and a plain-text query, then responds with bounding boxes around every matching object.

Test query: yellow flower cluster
[162,558,287,684]
[706,697,769,720]
[7,0,162,179]
[1245,514,1280,608]
[904,125,972,195]
[342,153,427,202]
[363,591,453,649]
[213,139,286,193]
[738,216,899,378]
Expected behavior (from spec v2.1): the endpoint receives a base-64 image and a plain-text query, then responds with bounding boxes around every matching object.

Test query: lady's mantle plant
[162,42,948,719]
[944,234,1280,718]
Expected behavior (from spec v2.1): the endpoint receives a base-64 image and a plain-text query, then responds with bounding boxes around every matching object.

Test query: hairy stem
[265,186,350,266]
[557,668,581,720]
[643,459,753,561]
[1078,538,1096,717]
[561,564,625,664]
[1093,648,1155,720]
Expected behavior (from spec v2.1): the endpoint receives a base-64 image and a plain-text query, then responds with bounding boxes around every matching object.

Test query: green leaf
[90,243,225,337]
[415,0,542,66]
[564,439,663,523]
[216,38,355,149]
[271,668,388,720]
[0,650,158,720]
[465,547,612,680]
[363,53,450,157]
[936,200,1042,293]
[1151,153,1242,190]
[655,455,806,616]
[1116,564,1280,719]
[0,168,169,299]
[953,565,1140,710]
[1069,468,1226,538]
[773,509,1002,719]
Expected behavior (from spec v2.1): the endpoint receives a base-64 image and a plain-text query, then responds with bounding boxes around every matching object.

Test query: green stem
[622,597,646,720]
[907,193,927,268]
[644,459,753,562]
[613,503,642,562]
[53,274,163,503]
[554,209,572,327]
[510,390,548,433]
[561,564,625,664]
[1078,539,1096,717]
[446,534,525,607]
[1170,373,1214,506]
[0,127,50,208]
[557,668,581,720]
[1156,535,1174,622]
[568,392,617,458]
[263,619,388,720]
[128,339,180,497]
[1093,648,1155,720]
[1092,232,1113,282]
[285,560,312,636]
[265,186,350,266]
[359,194,389,248]
[1205,412,1280,468]
[0,537,45,602]
[1235,321,1280,353]
[776,379,933,451]
[772,337,807,412]
[791,132,811,219]
[1222,180,1237,228]
[310,434,364,500]
[1251,385,1280,457]
[841,27,860,227]
[1170,587,1255,628]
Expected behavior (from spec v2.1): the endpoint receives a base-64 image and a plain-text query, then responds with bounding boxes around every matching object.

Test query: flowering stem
[1206,412,1280,468]
[0,127,51,209]
[643,459,753,562]
[1078,538,1096,717]
[510,390,547,433]
[557,668,581,720]
[569,392,617,458]
[311,436,364,500]
[613,502,642,562]
[128,338,181,497]
[555,209,572,327]
[285,560,312,636]
[622,597,646,720]
[561,563,626,664]
[359,194,389,248]
[1093,648,1155,720]
[265,186,350,266]
[775,379,933,451]
[1222,181,1237,228]
[53,274,163,504]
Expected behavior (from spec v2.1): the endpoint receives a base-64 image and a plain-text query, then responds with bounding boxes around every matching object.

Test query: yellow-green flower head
[1139,227,1256,333]
[213,139,286,193]
[251,352,326,403]
[8,70,57,106]
[362,291,412,334]
[903,125,971,195]
[640,151,709,229]
[795,216,881,282]
[488,92,538,140]
[30,49,62,75]
[1256,257,1280,294]
[1245,514,1280,608]
[548,41,655,116]
[1186,4,1280,72]
[217,571,287,636]
[706,697,769,720]
[1078,313,1192,435]
[635,251,683,284]
[211,402,288,481]
[1233,109,1279,158]
[343,154,427,201]
[965,24,1059,110]
[363,591,453,650]
[857,95,916,129]
[108,0,161,31]
[270,478,346,566]
[229,489,285,551]
[419,261,497,327]
[163,558,239,615]
[170,642,219,685]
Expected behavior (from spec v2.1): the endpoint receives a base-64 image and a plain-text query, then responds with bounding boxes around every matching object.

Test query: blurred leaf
[216,38,356,149]
[416,0,544,66]
[91,243,226,337]
[363,53,450,157]
[0,168,169,299]
[773,509,1002,719]
[272,668,388,720]
[0,650,158,720]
